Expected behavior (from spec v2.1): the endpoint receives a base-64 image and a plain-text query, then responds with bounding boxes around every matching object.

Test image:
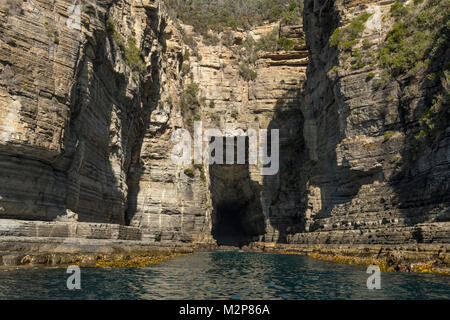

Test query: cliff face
[0,0,198,228]
[0,0,153,223]
[295,0,450,244]
[127,20,309,244]
[0,0,448,249]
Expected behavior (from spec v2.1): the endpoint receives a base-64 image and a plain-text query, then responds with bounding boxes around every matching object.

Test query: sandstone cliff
[296,0,449,244]
[0,0,448,261]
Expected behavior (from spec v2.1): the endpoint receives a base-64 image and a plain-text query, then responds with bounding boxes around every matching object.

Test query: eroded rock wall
[0,0,448,248]
[292,0,450,244]
[171,22,309,243]
[0,0,186,225]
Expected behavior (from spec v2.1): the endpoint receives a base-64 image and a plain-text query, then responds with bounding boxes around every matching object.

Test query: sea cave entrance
[208,136,265,247]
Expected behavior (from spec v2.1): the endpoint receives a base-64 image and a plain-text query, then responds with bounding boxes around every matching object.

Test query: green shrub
[348,12,373,37]
[384,131,396,139]
[278,38,296,51]
[123,38,145,72]
[281,1,303,25]
[208,113,220,122]
[180,82,200,114]
[417,71,449,142]
[377,0,449,147]
[200,170,206,182]
[330,12,373,50]
[415,129,429,141]
[183,49,191,61]
[181,62,190,75]
[4,0,21,15]
[362,39,372,49]
[224,27,279,73]
[366,72,376,80]
[350,55,364,69]
[106,18,129,56]
[193,163,206,182]
[255,28,279,52]
[390,0,409,18]
[44,21,59,40]
[106,17,116,35]
[231,109,239,119]
[184,169,195,178]
[427,73,436,81]
[221,30,235,47]
[203,33,220,46]
[182,33,197,50]
[239,63,257,81]
[165,97,173,105]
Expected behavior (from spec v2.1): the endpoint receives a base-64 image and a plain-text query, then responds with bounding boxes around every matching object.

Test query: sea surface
[0,251,449,300]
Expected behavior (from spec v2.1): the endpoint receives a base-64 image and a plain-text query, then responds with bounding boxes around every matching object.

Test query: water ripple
[0,251,449,299]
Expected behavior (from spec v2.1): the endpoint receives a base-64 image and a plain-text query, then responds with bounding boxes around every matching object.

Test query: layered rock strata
[0,0,448,268]
[296,0,449,244]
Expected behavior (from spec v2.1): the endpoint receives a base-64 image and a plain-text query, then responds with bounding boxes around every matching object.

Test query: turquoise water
[0,251,449,300]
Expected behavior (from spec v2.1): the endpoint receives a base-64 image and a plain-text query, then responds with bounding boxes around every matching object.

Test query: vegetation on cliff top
[330,0,449,148]
[230,27,282,81]
[165,0,303,36]
[379,0,449,146]
[379,0,448,78]
[166,1,305,82]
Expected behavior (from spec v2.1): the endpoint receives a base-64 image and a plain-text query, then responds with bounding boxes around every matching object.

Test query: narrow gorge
[0,0,449,272]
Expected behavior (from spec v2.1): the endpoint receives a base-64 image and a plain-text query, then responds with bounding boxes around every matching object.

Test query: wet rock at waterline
[0,0,448,267]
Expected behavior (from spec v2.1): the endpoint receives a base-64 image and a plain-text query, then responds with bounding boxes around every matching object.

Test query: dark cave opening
[208,136,266,247]
[212,202,251,247]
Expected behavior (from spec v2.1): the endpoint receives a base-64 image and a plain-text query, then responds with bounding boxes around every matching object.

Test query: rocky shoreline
[241,243,450,275]
[0,219,447,274]
[196,242,450,275]
[0,236,195,269]
[0,250,191,269]
[1,236,449,276]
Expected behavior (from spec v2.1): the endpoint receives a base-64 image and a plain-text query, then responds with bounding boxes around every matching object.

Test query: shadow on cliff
[261,85,307,243]
[387,21,450,227]
[125,8,170,226]
[63,31,134,224]
[64,6,172,226]
[262,0,384,243]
